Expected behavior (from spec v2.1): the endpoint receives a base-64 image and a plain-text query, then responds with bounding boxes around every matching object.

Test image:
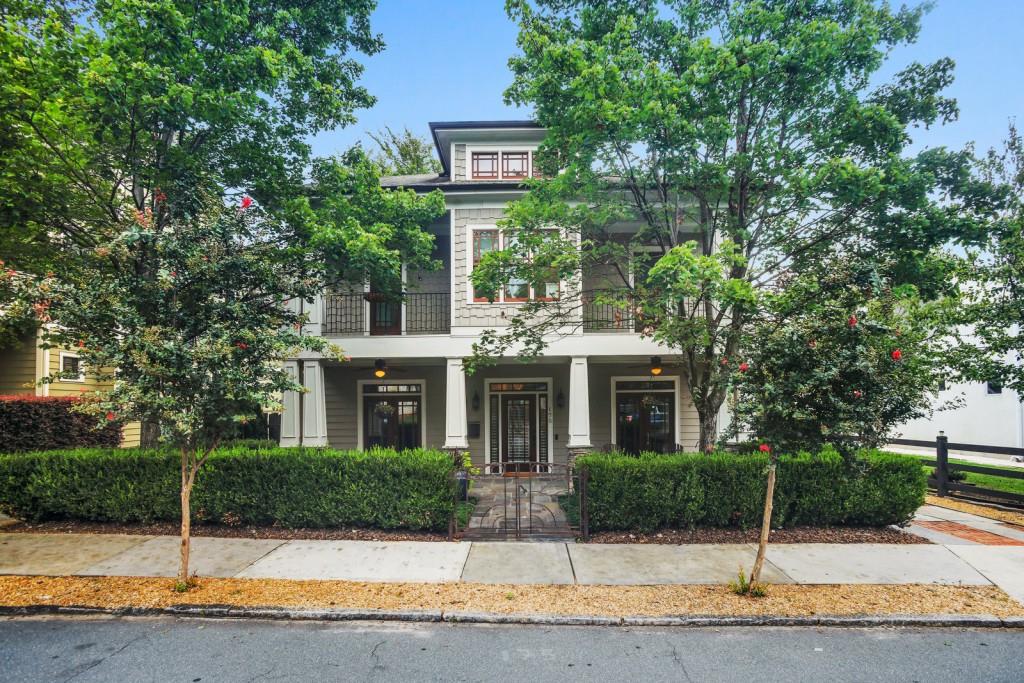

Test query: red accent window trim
[471,152,499,179]
[502,151,530,179]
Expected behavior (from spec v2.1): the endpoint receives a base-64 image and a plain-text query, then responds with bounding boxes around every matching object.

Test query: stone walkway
[1,503,1022,604]
[462,475,574,541]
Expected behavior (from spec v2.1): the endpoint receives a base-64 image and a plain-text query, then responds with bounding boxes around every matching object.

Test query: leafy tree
[472,0,995,450]
[952,124,1024,391]
[10,197,337,585]
[367,126,442,176]
[728,260,952,456]
[0,0,381,442]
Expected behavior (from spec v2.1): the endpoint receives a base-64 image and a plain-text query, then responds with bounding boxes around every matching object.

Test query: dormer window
[469,149,536,180]
[471,152,499,179]
[502,152,530,179]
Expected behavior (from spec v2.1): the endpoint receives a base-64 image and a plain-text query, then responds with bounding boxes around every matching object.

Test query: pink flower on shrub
[240,196,253,210]
[720,357,729,366]
[105,411,116,421]
[853,389,863,398]
[235,341,249,350]
[891,349,902,361]
[739,362,749,372]
[848,315,858,327]
[759,443,770,453]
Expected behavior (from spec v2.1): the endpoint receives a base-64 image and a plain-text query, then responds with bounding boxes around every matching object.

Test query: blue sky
[309,0,1024,161]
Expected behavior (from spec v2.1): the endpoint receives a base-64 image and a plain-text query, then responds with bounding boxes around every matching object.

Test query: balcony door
[368,288,401,336]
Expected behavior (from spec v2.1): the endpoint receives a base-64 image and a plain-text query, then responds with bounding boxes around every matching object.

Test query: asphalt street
[0,616,1021,682]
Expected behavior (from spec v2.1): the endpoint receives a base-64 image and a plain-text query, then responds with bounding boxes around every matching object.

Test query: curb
[1,604,1021,628]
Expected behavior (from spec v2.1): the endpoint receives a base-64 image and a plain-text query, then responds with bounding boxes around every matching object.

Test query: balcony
[582,292,640,333]
[324,292,451,336]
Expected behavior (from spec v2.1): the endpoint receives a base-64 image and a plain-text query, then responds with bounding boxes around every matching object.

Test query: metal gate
[457,462,587,541]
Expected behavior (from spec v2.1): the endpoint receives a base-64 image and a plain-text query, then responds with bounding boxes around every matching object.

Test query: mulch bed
[588,526,930,544]
[2,576,1021,618]
[1,520,448,542]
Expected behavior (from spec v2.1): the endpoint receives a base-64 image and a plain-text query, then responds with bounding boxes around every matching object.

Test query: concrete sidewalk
[2,504,1022,604]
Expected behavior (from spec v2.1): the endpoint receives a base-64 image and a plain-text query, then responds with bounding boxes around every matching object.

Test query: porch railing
[323,292,450,335]
[582,291,638,332]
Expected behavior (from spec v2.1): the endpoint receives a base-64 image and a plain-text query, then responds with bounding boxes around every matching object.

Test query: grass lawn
[919,457,1024,496]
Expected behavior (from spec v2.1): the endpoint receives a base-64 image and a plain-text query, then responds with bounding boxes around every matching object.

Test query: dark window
[987,381,1003,395]
[502,151,529,179]
[363,384,422,394]
[60,354,82,381]
[471,152,499,179]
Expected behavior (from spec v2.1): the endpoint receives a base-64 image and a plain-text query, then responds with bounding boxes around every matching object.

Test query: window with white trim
[470,228,561,303]
[59,352,85,382]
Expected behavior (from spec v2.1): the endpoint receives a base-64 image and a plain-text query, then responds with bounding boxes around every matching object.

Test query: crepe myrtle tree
[726,258,950,586]
[15,196,341,587]
[469,0,996,450]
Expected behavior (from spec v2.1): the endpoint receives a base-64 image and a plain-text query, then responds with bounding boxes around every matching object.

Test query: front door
[501,394,537,473]
[616,392,674,454]
[363,396,421,450]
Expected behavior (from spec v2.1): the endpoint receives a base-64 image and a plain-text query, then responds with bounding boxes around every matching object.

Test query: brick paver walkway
[915,520,1024,546]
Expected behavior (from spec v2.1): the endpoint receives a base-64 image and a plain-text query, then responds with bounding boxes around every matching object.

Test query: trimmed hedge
[0,396,121,453]
[577,449,926,532]
[0,446,457,531]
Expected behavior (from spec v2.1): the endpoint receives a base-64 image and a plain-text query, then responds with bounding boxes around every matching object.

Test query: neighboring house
[279,120,700,469]
[896,379,1024,451]
[0,326,140,446]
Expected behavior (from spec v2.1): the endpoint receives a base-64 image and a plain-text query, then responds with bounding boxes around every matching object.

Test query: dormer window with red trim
[502,151,530,179]
[471,152,499,179]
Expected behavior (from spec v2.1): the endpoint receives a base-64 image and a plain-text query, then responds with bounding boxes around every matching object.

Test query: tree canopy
[471,0,999,449]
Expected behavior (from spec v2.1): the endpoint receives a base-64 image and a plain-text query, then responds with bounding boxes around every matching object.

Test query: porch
[279,356,701,467]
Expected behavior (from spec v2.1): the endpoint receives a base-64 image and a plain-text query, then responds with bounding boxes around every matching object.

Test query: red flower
[720,357,729,366]
[105,411,116,421]
[891,349,902,361]
[235,342,249,350]
[848,315,858,327]
[739,362,749,372]
[170,270,177,278]
[240,196,253,209]
[758,443,771,453]
[853,389,863,399]
[154,188,167,203]
[77,339,85,348]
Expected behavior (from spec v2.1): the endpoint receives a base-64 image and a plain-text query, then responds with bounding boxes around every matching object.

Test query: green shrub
[0,446,456,530]
[0,396,122,453]
[576,449,925,532]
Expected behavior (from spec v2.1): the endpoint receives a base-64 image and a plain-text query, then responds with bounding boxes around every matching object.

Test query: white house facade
[278,120,701,468]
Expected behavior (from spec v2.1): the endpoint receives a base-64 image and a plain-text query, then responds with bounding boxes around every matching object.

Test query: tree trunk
[697,407,718,452]
[140,419,160,448]
[750,456,777,585]
[178,451,192,586]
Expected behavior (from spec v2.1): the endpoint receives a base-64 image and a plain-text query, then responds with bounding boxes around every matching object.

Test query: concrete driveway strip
[236,540,470,582]
[0,533,152,576]
[764,544,991,585]
[569,543,792,585]
[460,542,575,584]
[80,536,285,578]
[946,546,1024,605]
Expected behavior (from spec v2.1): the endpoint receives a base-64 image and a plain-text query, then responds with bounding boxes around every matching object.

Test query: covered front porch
[279,355,701,466]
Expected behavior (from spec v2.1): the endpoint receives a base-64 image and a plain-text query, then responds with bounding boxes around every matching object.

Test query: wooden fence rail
[911,433,1024,508]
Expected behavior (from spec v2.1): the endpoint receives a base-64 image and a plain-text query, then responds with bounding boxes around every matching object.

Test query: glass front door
[501,394,537,472]
[616,390,675,454]
[363,396,421,450]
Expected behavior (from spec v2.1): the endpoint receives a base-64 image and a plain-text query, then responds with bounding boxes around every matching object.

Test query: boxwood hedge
[577,448,926,532]
[0,446,456,531]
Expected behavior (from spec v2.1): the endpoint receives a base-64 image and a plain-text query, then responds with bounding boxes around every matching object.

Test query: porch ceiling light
[650,356,663,376]
[374,359,388,378]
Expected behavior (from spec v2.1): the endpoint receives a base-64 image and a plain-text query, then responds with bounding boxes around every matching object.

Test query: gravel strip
[1,576,1020,619]
[925,495,1024,527]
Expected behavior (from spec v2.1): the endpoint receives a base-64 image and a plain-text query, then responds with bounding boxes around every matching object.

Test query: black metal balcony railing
[324,292,450,335]
[582,292,639,332]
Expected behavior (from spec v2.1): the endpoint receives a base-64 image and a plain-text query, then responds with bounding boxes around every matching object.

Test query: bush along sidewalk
[0,396,122,452]
[576,448,926,533]
[0,446,457,531]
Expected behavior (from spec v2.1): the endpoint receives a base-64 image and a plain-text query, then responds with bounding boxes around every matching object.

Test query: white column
[279,361,301,447]
[443,357,469,450]
[301,359,329,447]
[303,292,323,337]
[566,356,592,450]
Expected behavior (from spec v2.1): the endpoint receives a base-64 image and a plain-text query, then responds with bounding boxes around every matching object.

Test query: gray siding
[453,144,466,181]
